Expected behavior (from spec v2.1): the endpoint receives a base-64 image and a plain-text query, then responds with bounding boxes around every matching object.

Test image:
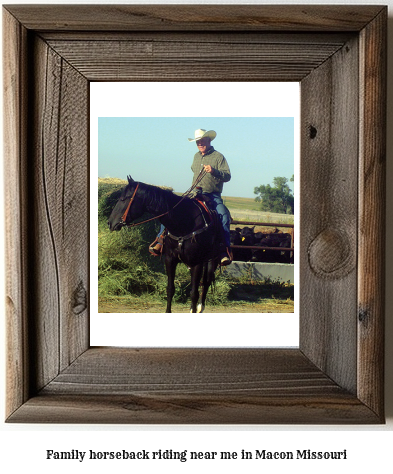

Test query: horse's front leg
[199,260,218,313]
[165,256,178,313]
[189,264,203,313]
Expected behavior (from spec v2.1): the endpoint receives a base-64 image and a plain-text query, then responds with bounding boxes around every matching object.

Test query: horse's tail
[202,260,216,293]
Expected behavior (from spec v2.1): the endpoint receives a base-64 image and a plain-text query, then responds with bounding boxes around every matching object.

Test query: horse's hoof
[197,304,205,313]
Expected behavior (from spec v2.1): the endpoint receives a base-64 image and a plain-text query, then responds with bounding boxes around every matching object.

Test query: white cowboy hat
[188,129,216,142]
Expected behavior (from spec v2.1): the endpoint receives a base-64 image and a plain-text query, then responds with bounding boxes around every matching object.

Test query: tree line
[254,175,294,214]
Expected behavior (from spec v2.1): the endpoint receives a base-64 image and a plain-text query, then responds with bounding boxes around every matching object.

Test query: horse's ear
[127,175,134,184]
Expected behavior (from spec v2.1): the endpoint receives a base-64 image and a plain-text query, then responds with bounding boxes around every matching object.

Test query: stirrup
[149,243,162,256]
[149,236,163,256]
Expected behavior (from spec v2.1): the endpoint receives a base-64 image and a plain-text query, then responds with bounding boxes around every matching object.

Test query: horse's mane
[137,182,183,213]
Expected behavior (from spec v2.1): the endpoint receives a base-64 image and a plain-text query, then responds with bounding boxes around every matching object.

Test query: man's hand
[204,165,213,173]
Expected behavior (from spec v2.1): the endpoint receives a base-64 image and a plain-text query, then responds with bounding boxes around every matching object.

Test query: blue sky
[92,82,299,199]
[98,116,295,199]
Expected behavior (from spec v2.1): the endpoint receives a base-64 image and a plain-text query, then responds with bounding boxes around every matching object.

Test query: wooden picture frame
[3,5,386,424]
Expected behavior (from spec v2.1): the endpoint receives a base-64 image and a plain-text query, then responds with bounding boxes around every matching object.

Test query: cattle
[230,228,251,262]
[250,236,270,262]
[251,232,292,263]
[230,228,241,246]
[230,225,293,263]
[238,226,256,261]
[251,234,278,263]
[279,234,293,263]
[230,228,243,261]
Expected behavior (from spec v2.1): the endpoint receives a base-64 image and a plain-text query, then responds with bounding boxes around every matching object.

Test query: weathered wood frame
[3,5,386,424]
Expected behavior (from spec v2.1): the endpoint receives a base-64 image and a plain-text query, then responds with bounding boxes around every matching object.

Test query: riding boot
[216,224,232,266]
[149,234,164,256]
[219,244,232,266]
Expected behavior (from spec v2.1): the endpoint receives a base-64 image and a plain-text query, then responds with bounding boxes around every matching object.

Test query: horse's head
[107,176,143,231]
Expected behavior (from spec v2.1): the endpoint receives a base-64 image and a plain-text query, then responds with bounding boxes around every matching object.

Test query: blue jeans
[156,193,231,248]
[203,193,231,248]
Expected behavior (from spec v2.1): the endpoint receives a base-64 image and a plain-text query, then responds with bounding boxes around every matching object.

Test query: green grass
[222,195,261,211]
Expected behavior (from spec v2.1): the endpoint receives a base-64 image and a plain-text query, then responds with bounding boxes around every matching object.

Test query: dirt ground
[99,299,294,313]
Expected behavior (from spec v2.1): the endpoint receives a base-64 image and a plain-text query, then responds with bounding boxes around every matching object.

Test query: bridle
[119,183,139,226]
[119,168,207,228]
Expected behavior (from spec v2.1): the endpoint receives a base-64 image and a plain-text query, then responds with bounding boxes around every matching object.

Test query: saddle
[193,194,213,219]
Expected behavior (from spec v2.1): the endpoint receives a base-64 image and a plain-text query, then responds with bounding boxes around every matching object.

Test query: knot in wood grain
[73,281,87,315]
[309,125,317,139]
[358,307,370,328]
[308,228,354,279]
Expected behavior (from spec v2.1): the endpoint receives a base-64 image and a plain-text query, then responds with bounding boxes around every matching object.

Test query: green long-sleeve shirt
[190,146,231,194]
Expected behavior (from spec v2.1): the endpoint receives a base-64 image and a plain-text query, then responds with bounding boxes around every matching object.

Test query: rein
[120,183,139,225]
[121,168,207,228]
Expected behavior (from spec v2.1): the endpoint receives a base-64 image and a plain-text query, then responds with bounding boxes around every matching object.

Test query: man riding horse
[150,128,233,266]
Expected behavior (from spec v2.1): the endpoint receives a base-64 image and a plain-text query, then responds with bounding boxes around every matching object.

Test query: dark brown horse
[107,176,220,313]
